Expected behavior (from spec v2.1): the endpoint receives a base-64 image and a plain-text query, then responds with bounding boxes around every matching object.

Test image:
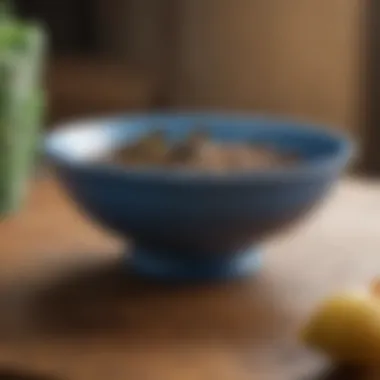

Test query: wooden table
[0,177,379,380]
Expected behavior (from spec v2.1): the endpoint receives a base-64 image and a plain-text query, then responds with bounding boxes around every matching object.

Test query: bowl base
[127,246,262,281]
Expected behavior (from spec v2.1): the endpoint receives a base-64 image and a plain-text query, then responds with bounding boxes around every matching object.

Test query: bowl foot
[127,246,262,281]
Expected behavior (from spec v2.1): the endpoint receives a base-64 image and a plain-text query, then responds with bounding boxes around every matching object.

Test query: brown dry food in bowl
[108,130,299,172]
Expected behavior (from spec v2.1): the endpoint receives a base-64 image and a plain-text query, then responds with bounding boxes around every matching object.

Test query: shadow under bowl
[44,113,352,281]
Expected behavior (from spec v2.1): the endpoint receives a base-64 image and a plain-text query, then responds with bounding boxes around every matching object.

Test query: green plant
[0,0,46,215]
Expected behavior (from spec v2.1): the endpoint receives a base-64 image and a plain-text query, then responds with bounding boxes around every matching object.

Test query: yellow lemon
[301,289,380,364]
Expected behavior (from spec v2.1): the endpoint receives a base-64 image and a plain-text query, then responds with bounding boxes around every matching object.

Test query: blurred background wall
[15,0,369,165]
[171,0,364,135]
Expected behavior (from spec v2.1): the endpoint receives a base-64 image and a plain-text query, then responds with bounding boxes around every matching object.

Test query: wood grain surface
[0,176,379,380]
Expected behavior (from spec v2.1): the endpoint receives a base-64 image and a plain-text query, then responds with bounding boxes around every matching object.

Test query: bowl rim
[44,112,354,184]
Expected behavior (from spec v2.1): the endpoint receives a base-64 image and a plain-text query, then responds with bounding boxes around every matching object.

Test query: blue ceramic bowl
[45,114,352,280]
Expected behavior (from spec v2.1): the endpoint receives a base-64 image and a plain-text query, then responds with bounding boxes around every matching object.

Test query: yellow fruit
[301,291,380,364]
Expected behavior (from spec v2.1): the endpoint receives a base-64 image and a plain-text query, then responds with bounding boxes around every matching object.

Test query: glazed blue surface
[45,113,352,280]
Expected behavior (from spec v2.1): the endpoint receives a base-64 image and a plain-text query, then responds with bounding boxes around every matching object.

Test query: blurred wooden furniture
[46,57,158,124]
[0,176,379,379]
[125,0,364,135]
[362,0,380,173]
